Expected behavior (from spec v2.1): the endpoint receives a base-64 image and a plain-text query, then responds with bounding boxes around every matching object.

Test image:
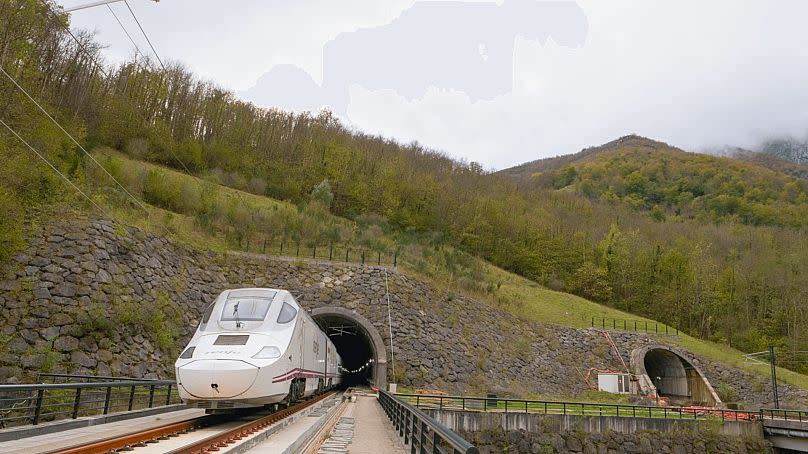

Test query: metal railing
[0,380,179,428]
[395,393,760,422]
[761,408,808,422]
[591,317,679,336]
[36,373,164,383]
[378,390,478,454]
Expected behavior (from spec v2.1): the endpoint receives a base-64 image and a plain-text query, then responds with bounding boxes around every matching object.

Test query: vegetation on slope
[2,0,808,376]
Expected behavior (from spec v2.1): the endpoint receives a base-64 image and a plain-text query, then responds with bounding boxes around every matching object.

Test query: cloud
[241,0,588,114]
[62,0,808,168]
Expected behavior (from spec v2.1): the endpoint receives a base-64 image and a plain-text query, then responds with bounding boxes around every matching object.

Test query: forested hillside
[509,135,808,227]
[2,0,808,373]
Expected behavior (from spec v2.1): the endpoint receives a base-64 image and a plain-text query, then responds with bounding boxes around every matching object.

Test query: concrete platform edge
[228,395,342,454]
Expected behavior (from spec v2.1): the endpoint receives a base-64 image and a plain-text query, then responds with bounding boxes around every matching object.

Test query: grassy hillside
[90,151,808,391]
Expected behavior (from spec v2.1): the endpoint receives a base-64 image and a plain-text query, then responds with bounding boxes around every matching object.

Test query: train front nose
[177,360,258,399]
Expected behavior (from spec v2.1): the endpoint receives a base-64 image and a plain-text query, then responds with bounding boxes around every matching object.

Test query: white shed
[597,372,635,394]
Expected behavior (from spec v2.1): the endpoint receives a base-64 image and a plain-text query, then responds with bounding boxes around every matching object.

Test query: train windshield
[220,296,274,322]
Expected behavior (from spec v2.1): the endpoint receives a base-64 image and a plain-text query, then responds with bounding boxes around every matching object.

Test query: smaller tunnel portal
[311,307,387,389]
[641,348,718,406]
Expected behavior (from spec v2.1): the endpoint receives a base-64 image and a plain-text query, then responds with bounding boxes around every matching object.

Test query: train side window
[277,302,297,324]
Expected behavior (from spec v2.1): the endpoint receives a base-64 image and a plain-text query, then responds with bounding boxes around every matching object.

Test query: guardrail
[394,393,759,422]
[378,390,478,454]
[761,408,808,422]
[0,380,180,428]
[36,373,164,383]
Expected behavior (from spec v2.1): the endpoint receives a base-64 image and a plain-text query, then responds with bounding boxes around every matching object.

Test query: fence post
[296,243,300,257]
[377,251,381,265]
[329,244,333,261]
[591,317,594,327]
[128,385,136,411]
[72,387,83,419]
[613,319,616,329]
[148,384,156,408]
[346,248,350,262]
[421,420,428,452]
[165,383,172,405]
[394,250,398,267]
[32,389,44,425]
[313,246,317,259]
[655,323,658,334]
[262,239,267,253]
[602,318,605,328]
[103,386,112,414]
[645,321,648,332]
[361,251,365,264]
[634,320,637,331]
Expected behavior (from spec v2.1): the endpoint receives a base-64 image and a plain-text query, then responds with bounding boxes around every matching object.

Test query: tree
[310,179,334,210]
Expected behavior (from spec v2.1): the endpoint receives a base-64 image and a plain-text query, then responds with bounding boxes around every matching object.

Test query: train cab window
[220,297,273,322]
[201,302,216,324]
[277,302,297,324]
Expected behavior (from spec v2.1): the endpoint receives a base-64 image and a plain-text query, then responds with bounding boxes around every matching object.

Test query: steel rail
[47,391,335,454]
[46,415,210,454]
[166,390,336,454]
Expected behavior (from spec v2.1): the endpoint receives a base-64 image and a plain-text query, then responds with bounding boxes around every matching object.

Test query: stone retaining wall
[0,216,804,408]
[425,410,769,453]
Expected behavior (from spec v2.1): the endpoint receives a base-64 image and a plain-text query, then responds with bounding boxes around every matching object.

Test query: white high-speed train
[175,288,342,411]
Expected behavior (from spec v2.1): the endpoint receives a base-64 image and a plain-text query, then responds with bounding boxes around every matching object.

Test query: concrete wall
[425,410,769,454]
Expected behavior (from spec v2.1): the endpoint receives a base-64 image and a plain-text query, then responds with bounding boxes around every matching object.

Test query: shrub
[715,383,739,403]
[0,187,23,265]
[142,169,182,212]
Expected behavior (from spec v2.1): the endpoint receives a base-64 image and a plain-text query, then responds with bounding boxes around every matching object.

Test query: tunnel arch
[630,345,721,407]
[311,306,388,389]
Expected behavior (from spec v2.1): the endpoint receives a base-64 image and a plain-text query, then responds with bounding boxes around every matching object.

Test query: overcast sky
[60,0,808,169]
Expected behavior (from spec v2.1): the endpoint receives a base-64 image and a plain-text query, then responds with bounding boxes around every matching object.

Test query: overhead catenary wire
[37,0,112,80]
[0,118,110,218]
[124,0,165,71]
[37,0,262,243]
[106,3,145,59]
[0,65,150,214]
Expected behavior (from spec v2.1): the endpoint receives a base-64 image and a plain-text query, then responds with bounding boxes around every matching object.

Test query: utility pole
[769,345,780,409]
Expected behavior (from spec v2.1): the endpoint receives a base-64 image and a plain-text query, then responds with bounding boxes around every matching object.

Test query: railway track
[51,391,336,454]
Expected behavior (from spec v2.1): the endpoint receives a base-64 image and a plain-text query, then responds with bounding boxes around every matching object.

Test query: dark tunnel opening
[643,348,717,406]
[314,313,376,387]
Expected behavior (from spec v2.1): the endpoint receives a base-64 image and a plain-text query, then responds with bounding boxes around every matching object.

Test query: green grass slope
[88,150,808,392]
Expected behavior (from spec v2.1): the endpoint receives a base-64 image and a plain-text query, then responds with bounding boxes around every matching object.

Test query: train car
[174,288,341,411]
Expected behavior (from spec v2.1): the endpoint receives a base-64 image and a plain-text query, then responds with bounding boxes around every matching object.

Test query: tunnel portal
[631,346,721,407]
[311,306,388,389]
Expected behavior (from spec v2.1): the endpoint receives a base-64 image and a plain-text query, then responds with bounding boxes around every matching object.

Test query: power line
[0,118,110,217]
[124,0,166,71]
[0,65,149,214]
[38,0,111,79]
[39,0,260,243]
[106,3,145,59]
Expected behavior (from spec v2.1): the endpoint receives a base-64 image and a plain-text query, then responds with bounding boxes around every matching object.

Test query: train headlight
[179,346,195,359]
[253,346,282,359]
